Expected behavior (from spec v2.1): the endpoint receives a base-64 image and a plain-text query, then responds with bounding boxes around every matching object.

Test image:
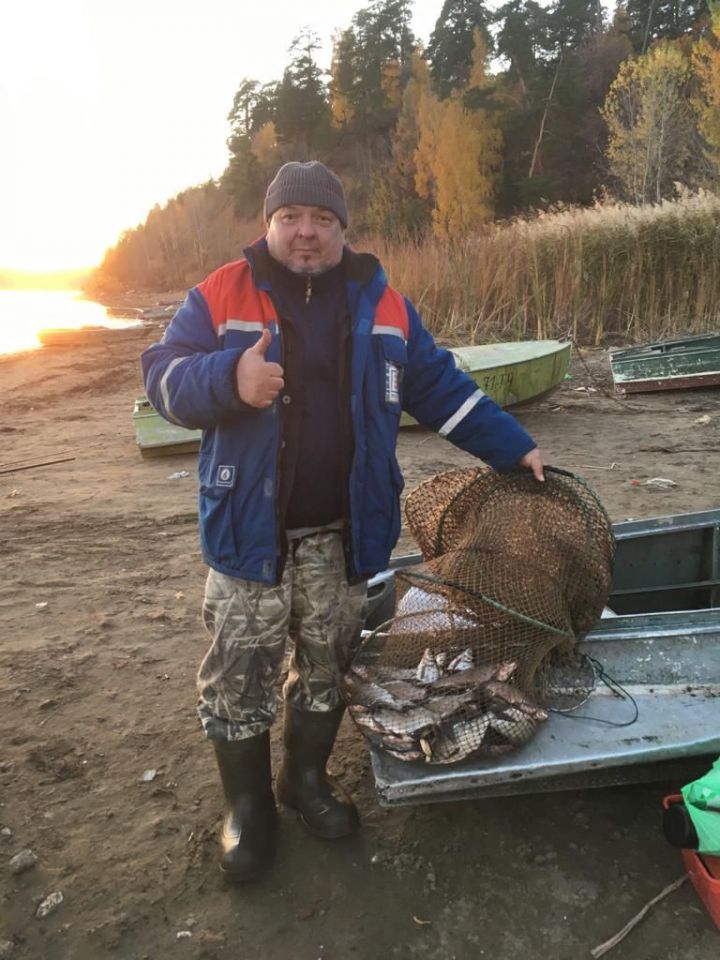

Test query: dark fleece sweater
[268,257,350,531]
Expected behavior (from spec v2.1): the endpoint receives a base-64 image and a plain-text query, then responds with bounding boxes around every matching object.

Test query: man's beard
[285,261,329,276]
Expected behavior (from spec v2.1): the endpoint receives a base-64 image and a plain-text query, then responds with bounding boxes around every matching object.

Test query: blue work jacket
[141,240,536,584]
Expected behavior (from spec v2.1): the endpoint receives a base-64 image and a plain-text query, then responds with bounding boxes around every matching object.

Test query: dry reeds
[359,192,720,345]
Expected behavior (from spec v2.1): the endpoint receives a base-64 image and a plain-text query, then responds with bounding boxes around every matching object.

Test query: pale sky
[0,1,445,271]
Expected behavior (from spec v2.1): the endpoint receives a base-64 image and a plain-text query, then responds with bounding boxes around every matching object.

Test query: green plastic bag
[682,757,720,855]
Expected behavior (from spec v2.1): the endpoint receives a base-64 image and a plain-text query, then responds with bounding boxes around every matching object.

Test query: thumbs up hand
[235,329,285,408]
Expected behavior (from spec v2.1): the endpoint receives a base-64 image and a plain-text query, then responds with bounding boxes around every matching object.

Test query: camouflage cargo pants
[197,532,367,741]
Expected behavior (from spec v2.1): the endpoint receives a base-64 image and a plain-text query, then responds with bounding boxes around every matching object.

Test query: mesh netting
[342,466,615,765]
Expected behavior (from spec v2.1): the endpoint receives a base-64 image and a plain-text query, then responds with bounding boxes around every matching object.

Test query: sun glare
[0,290,134,356]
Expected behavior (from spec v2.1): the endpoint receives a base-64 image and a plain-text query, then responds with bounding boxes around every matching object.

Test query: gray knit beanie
[264,161,348,228]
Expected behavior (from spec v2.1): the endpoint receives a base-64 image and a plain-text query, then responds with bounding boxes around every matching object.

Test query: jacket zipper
[339,311,356,583]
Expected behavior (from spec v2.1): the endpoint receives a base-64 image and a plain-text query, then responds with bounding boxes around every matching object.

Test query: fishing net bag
[342,466,615,765]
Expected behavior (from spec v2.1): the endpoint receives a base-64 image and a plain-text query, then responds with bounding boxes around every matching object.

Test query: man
[141,160,544,884]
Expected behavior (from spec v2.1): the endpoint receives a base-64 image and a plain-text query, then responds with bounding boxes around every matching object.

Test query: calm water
[0,289,137,356]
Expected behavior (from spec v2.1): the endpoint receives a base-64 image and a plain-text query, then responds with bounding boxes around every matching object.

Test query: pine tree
[624,0,708,52]
[426,0,493,98]
[329,0,415,150]
[275,30,331,155]
[494,0,550,95]
[227,79,260,138]
[492,0,554,208]
[546,0,605,52]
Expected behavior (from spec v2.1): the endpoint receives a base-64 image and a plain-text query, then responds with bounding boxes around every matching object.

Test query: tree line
[87,0,720,295]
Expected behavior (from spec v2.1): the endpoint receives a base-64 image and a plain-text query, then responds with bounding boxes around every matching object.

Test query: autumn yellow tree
[602,42,697,203]
[415,31,502,238]
[250,122,279,171]
[692,0,720,173]
[367,53,432,236]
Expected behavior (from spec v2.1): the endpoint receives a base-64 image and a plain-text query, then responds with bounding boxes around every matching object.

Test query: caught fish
[447,648,474,672]
[425,712,493,764]
[429,665,504,693]
[385,746,426,762]
[426,661,517,694]
[374,666,419,683]
[484,680,548,721]
[370,703,438,738]
[375,730,420,752]
[435,651,448,671]
[395,587,478,631]
[341,669,408,712]
[494,705,530,723]
[494,661,517,682]
[423,689,476,720]
[382,679,431,704]
[488,712,538,747]
[416,648,441,684]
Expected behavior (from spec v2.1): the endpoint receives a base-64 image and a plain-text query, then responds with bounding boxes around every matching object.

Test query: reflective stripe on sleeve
[372,325,406,341]
[438,388,485,437]
[160,356,193,426]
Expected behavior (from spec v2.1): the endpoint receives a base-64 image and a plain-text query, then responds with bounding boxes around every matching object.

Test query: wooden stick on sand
[590,875,688,959]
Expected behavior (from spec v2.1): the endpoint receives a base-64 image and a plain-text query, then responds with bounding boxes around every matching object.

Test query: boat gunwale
[449,339,571,373]
[610,331,720,353]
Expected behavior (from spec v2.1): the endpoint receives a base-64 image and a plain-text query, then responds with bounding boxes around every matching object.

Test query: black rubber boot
[213,731,276,882]
[277,705,359,839]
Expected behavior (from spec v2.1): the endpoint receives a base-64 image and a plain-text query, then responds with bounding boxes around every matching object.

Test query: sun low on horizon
[1,0,442,278]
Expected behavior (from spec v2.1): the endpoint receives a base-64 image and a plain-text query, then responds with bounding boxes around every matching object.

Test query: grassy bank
[365,192,720,345]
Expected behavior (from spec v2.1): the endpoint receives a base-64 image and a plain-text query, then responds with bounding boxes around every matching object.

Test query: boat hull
[611,333,720,395]
[400,339,571,427]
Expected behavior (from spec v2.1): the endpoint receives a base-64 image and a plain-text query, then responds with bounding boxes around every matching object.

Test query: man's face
[266,205,344,275]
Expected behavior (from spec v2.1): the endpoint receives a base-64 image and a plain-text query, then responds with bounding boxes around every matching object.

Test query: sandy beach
[2,323,720,959]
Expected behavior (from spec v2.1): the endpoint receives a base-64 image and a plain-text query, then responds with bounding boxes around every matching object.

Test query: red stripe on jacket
[375,286,409,340]
[196,260,278,332]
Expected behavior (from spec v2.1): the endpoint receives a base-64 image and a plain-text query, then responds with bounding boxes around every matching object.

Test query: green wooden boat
[132,339,571,455]
[610,333,720,395]
[132,397,201,458]
[400,338,571,426]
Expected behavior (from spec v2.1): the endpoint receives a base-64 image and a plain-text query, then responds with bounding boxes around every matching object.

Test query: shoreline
[92,288,185,319]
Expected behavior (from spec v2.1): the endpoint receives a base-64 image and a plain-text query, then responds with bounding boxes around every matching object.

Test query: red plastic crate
[664,794,720,930]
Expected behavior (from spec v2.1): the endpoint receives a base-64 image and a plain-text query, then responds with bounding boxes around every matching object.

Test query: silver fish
[494,661,517,682]
[385,746,426,762]
[447,648,474,672]
[429,665,505,693]
[435,651,448,671]
[416,648,441,684]
[488,712,538,746]
[375,666,420,683]
[484,681,548,721]
[341,670,407,711]
[494,705,530,723]
[350,708,422,759]
[423,689,476,720]
[370,704,438,738]
[382,679,431,704]
[423,712,493,764]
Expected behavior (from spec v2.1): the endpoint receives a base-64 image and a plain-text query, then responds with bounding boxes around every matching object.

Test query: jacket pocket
[199,483,237,563]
